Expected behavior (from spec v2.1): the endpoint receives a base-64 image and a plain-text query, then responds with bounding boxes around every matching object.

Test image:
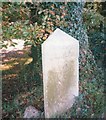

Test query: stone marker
[42,28,79,118]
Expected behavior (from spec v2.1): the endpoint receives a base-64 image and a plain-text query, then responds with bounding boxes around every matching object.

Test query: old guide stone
[42,28,79,118]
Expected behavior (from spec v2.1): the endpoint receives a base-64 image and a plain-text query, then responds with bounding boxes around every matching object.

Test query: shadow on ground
[2,48,44,118]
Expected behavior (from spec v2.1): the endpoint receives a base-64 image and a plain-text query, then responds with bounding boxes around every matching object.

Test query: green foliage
[2,2,85,46]
[83,8,104,31]
[83,3,105,68]
[2,2,29,22]
[2,2,105,118]
[89,31,105,61]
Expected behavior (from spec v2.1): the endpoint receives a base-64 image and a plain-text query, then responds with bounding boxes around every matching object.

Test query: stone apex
[43,28,79,45]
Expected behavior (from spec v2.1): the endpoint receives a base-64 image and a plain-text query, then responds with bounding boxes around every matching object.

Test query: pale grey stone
[23,106,41,118]
[42,28,79,118]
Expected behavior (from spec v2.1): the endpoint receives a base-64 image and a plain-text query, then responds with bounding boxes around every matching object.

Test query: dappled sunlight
[3,58,17,64]
[1,39,25,52]
[2,1,105,118]
[24,58,32,65]
[2,39,42,118]
[17,51,25,54]
[3,73,18,80]
[0,64,13,71]
[1,57,32,71]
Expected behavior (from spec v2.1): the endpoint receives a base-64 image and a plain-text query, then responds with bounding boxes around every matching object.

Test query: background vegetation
[1,1,105,118]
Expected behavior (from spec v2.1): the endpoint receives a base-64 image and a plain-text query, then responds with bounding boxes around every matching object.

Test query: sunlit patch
[24,58,32,65]
[0,64,13,71]
[4,58,28,64]
[1,57,31,71]
[3,58,18,65]
[3,58,10,62]
[17,51,24,54]
[13,62,19,65]
[1,39,25,52]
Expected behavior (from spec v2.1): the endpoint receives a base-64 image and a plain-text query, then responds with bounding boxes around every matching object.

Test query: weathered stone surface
[42,28,79,118]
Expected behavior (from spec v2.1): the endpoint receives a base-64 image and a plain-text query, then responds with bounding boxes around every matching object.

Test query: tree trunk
[27,1,104,118]
[62,2,104,118]
[40,2,104,118]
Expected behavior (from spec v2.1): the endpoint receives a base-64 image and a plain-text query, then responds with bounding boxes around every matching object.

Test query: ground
[1,39,44,118]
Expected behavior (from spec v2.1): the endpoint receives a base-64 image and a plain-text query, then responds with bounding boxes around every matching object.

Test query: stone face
[42,28,79,118]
